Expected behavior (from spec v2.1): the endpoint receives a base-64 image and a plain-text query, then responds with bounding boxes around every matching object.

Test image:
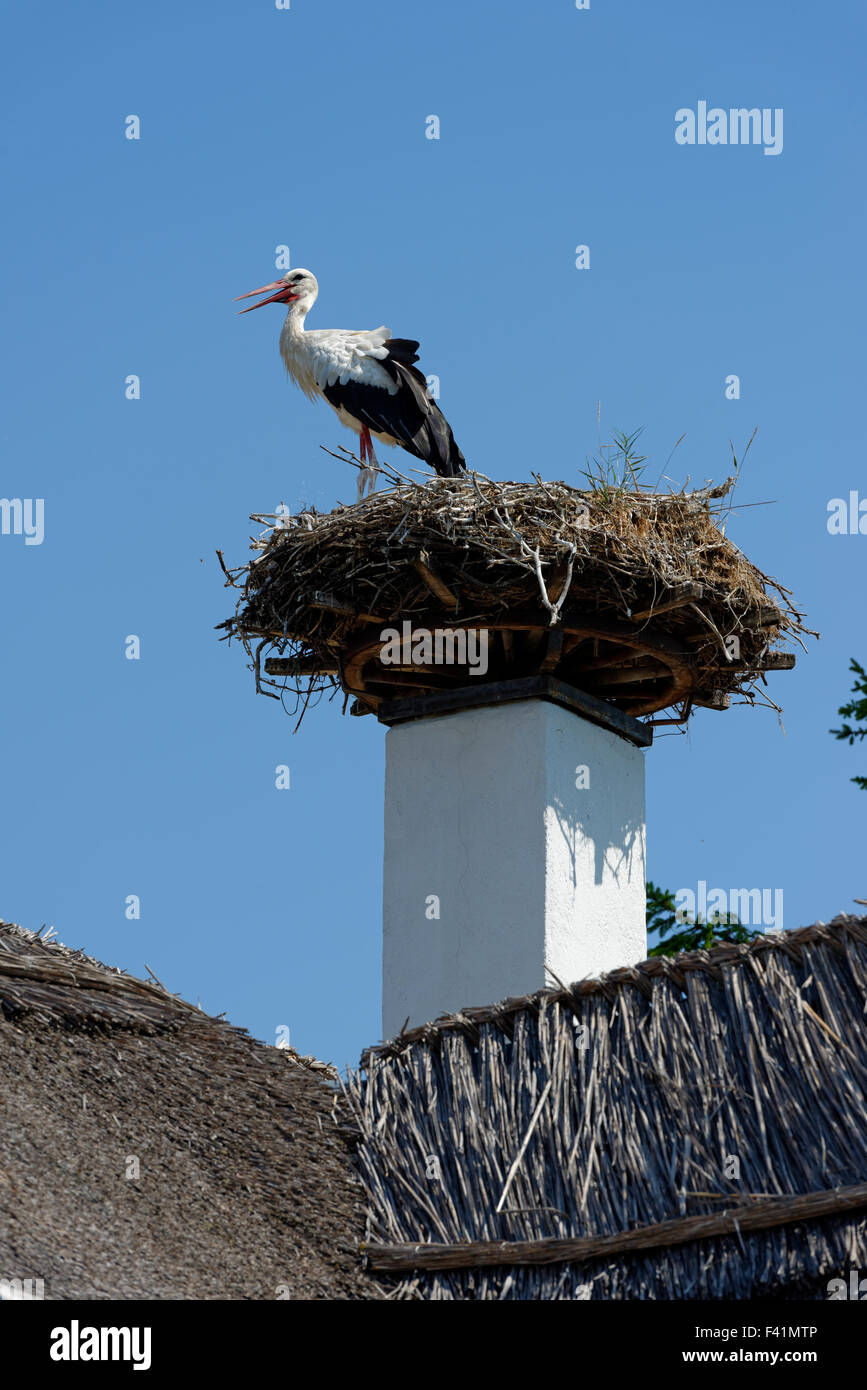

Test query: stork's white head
[235,268,319,316]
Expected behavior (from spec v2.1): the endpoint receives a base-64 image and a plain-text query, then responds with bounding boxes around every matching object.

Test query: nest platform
[218,471,810,729]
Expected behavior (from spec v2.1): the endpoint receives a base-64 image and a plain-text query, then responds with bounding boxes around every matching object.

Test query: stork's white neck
[278,302,319,396]
[281,302,310,340]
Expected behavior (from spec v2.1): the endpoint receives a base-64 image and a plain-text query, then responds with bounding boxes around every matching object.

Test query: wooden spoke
[337,609,699,717]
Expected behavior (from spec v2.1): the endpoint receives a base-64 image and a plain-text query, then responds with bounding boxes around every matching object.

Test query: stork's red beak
[234,280,299,313]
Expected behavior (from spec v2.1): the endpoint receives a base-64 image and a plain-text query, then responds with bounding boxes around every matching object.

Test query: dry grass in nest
[217,454,814,730]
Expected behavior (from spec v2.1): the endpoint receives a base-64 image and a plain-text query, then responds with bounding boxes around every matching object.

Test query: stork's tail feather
[425,408,466,477]
[384,343,466,477]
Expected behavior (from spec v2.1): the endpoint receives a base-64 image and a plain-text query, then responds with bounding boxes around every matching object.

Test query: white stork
[235,268,466,499]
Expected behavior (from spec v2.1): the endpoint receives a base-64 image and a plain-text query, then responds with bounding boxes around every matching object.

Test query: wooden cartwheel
[337,609,700,720]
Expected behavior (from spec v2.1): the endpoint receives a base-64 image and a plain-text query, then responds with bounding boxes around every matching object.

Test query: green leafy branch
[646,880,760,958]
[830,658,867,791]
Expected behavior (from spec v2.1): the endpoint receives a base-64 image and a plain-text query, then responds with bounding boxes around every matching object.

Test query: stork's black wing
[321,339,466,477]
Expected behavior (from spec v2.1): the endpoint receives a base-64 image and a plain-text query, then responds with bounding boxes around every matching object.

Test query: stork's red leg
[362,427,380,496]
[356,426,370,500]
[356,425,380,499]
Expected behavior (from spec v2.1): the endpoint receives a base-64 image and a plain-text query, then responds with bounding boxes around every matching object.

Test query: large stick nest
[217,462,813,729]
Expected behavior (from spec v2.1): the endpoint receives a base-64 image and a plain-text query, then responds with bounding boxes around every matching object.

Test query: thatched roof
[8,911,863,1302]
[0,920,378,1300]
[218,470,812,726]
[346,916,867,1300]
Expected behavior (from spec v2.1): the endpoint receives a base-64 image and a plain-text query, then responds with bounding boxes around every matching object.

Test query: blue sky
[1,0,864,1068]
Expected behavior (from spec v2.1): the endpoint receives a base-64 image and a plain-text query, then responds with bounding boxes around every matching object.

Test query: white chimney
[380,680,648,1038]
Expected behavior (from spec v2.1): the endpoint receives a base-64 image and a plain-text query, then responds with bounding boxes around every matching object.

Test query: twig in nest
[491,505,576,625]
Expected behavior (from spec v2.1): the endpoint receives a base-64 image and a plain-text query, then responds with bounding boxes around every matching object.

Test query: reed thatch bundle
[218,464,811,726]
[344,917,867,1300]
[0,920,376,1299]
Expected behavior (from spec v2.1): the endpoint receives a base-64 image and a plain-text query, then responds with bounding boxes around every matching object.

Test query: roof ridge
[0,917,339,1078]
[0,918,201,1013]
[362,915,867,1061]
